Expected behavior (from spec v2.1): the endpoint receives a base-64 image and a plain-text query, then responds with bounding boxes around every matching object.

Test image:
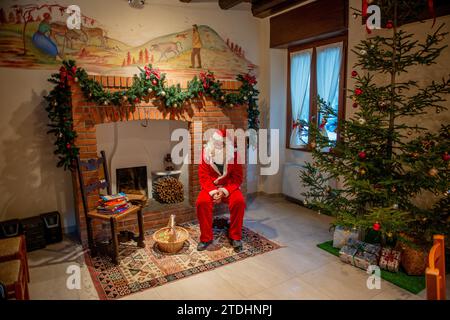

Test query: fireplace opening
[116,166,148,197]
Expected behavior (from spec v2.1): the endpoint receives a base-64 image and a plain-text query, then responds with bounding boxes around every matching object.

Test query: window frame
[286,35,348,151]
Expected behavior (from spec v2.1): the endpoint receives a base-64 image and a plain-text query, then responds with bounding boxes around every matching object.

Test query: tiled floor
[26,195,447,300]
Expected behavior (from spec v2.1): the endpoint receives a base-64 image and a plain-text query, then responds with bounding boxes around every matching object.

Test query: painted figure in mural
[31,13,60,59]
[196,130,246,252]
[190,24,202,68]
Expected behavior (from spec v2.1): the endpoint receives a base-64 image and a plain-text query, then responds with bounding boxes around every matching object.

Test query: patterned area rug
[85,219,281,299]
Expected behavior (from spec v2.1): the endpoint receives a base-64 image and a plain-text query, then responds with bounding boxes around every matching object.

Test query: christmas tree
[300,0,449,246]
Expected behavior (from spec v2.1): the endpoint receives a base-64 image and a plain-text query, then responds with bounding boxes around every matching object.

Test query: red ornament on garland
[386,20,393,29]
[66,143,71,149]
[134,97,140,104]
[355,88,363,96]
[373,222,381,231]
[152,79,158,85]
[442,152,450,162]
[351,70,358,77]
[358,151,367,160]
[353,102,358,108]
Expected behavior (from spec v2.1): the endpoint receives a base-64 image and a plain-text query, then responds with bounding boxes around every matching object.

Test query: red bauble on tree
[358,151,367,160]
[351,70,358,77]
[442,152,450,162]
[66,143,71,149]
[373,222,381,231]
[152,79,158,86]
[355,88,363,96]
[386,20,393,29]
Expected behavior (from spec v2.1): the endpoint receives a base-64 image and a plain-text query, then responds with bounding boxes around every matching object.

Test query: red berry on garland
[358,151,367,160]
[66,143,71,149]
[373,222,381,231]
[386,20,393,29]
[134,97,140,104]
[442,152,450,162]
[351,70,358,77]
[355,88,363,96]
[352,102,358,108]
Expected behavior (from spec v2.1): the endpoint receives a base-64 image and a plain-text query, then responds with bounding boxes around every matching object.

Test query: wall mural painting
[0,4,257,79]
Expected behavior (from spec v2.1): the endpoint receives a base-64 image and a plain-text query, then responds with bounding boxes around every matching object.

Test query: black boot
[197,241,212,251]
[230,239,243,252]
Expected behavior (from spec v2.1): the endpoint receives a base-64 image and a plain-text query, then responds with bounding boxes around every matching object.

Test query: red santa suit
[196,130,246,243]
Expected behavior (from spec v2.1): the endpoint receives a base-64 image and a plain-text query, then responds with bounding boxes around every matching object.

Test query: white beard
[212,148,224,164]
[204,137,235,166]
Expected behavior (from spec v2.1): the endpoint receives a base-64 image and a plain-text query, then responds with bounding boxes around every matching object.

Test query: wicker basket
[153,226,189,254]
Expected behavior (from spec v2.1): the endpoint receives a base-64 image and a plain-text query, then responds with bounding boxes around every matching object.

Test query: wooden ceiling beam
[218,0,248,10]
[252,0,310,18]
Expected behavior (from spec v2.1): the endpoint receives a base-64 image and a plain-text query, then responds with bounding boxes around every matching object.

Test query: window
[287,36,347,150]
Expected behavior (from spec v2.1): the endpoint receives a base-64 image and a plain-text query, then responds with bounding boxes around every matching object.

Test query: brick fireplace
[69,75,248,246]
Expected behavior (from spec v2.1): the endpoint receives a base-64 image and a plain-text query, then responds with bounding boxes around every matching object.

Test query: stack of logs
[152,177,184,204]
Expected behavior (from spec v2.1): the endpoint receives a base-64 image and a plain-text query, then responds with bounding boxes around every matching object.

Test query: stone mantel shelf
[151,170,182,180]
[151,170,182,176]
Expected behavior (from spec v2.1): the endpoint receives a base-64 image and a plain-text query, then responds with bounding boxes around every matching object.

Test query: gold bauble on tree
[428,167,438,177]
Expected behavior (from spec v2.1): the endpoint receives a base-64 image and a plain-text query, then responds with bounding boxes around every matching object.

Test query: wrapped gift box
[348,238,381,258]
[332,225,360,249]
[339,245,358,265]
[354,251,379,270]
[339,239,381,271]
[379,247,402,272]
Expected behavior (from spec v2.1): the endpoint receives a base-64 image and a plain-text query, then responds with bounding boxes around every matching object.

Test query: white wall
[0,0,263,230]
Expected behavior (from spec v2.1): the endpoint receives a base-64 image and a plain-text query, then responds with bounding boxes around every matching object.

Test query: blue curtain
[316,43,343,141]
[290,49,312,148]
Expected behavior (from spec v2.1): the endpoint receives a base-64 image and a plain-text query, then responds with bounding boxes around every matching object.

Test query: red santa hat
[211,129,226,142]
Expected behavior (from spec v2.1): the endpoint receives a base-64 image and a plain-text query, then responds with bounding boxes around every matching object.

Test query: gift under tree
[300,0,449,254]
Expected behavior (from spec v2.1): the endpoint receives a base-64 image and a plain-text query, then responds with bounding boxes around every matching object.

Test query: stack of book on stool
[97,193,130,215]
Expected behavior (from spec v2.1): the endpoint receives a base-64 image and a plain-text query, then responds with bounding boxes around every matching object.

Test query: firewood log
[152,176,184,204]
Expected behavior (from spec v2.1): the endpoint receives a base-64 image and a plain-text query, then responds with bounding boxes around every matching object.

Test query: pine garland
[44,60,260,170]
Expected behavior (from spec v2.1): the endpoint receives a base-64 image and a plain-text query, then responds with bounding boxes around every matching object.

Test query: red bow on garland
[59,66,77,87]
[243,73,257,86]
[144,65,161,80]
[199,71,216,89]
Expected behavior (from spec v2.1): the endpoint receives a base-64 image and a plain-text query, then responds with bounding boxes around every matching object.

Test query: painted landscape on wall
[0,3,257,79]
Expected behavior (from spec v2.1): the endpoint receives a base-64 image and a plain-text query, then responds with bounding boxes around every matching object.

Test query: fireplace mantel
[69,75,248,245]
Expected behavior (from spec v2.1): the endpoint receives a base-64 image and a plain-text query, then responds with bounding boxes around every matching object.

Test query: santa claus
[196,129,246,252]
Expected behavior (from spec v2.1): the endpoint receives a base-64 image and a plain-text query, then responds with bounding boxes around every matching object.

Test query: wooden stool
[0,235,29,282]
[0,260,29,300]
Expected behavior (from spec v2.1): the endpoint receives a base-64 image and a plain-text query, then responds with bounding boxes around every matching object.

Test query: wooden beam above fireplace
[251,0,310,18]
[178,0,310,18]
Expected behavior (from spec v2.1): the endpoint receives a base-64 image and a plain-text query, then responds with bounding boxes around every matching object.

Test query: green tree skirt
[317,241,425,294]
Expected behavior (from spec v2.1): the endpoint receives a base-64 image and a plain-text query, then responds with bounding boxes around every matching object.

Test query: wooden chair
[76,150,147,264]
[0,260,29,300]
[0,235,29,283]
[426,235,446,300]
